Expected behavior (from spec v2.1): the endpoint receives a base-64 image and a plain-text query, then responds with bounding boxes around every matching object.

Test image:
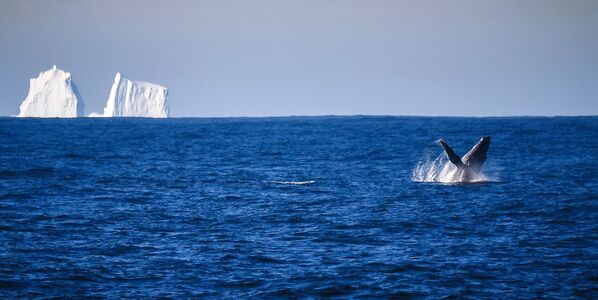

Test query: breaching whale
[438,136,490,182]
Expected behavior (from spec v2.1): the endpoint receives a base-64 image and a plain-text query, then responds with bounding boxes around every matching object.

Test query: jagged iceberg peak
[91,73,169,118]
[18,65,84,118]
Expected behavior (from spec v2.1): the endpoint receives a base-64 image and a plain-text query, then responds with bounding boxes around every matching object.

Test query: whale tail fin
[438,139,465,168]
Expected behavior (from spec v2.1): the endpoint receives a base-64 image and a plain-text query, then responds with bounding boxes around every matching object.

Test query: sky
[1,0,597,117]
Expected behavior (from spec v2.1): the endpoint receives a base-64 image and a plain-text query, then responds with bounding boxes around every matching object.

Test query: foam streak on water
[271,180,315,185]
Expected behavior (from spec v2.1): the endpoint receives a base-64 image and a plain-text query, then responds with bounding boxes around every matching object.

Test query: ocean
[0,116,597,298]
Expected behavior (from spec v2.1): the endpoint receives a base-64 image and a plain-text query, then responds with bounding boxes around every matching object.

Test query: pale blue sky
[1,0,597,117]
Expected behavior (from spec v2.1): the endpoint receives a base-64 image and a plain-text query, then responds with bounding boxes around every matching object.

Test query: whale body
[438,136,490,182]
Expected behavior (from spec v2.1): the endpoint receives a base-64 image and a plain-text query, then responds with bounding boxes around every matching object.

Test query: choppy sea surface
[0,116,597,299]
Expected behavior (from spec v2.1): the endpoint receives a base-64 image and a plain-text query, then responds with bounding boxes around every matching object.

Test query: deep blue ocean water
[0,116,597,299]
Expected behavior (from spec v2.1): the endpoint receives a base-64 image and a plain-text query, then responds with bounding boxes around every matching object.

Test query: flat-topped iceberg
[91,73,168,118]
[18,65,84,118]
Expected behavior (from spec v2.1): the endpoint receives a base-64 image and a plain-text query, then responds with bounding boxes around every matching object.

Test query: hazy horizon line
[2,114,597,119]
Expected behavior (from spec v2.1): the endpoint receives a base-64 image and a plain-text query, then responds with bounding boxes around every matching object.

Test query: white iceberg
[91,73,168,118]
[17,65,84,118]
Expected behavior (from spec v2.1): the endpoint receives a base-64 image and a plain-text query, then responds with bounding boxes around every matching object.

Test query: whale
[438,136,490,182]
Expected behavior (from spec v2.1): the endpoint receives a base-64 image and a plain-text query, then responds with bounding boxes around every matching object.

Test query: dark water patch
[389,263,438,274]
[286,216,305,223]
[261,288,303,298]
[216,278,265,289]
[0,170,18,178]
[0,167,59,178]
[97,154,133,160]
[58,153,94,160]
[218,194,242,200]
[312,284,357,297]
[386,290,429,299]
[91,195,115,201]
[0,192,34,200]
[249,255,284,264]
[95,245,155,257]
[179,132,204,139]
[122,196,155,204]
[0,280,27,290]
[219,254,236,261]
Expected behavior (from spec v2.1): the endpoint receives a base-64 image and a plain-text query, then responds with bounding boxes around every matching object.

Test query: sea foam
[412,154,490,183]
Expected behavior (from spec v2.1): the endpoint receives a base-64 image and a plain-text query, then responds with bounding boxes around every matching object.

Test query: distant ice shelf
[17,65,84,118]
[90,73,169,118]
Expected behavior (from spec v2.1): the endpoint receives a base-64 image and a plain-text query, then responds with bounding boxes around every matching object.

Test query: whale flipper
[461,136,490,172]
[438,139,465,168]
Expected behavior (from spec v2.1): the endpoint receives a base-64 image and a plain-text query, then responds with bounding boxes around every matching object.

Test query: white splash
[412,154,490,183]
